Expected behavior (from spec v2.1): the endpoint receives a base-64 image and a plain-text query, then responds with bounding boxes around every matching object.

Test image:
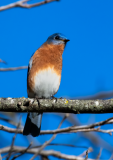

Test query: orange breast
[27,43,64,96]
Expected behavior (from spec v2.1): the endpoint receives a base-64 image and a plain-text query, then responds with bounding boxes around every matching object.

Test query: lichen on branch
[0,97,113,113]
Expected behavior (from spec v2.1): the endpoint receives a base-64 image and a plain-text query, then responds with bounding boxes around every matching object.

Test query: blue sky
[0,0,113,159]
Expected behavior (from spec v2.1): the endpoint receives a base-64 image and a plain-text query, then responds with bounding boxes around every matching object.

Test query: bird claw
[51,96,57,102]
[35,96,40,108]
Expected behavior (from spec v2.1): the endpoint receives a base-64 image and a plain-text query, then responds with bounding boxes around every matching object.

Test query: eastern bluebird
[23,33,70,137]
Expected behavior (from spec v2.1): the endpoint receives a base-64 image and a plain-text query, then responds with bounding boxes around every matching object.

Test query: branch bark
[0,98,113,113]
[0,146,93,160]
[0,0,60,11]
[0,66,28,71]
[0,117,113,135]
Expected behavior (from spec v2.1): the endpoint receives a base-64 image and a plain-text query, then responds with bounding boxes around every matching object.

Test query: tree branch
[0,66,28,71]
[0,152,2,160]
[0,97,113,113]
[0,0,60,11]
[0,117,18,126]
[0,59,7,64]
[30,115,66,160]
[77,90,113,100]
[1,117,113,135]
[33,143,88,149]
[6,118,21,160]
[79,148,93,157]
[85,150,88,160]
[96,148,102,160]
[0,146,93,160]
[12,142,32,160]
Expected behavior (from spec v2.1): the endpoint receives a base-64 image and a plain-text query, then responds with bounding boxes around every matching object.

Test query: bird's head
[46,33,70,45]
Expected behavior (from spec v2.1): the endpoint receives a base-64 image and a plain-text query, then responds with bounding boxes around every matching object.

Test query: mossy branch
[0,98,113,113]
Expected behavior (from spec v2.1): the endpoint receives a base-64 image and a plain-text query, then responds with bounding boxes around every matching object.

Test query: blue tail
[23,112,43,137]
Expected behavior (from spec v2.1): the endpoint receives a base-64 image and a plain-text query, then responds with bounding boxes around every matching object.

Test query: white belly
[33,68,60,98]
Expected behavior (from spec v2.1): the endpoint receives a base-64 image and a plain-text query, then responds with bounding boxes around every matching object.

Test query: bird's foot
[51,96,57,102]
[35,96,40,108]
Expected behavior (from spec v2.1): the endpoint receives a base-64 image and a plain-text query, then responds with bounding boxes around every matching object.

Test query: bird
[23,33,70,137]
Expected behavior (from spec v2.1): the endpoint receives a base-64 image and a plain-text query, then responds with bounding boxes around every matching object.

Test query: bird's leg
[35,95,41,108]
[51,96,57,102]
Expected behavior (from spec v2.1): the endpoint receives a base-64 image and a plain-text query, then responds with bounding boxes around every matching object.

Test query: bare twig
[96,148,102,160]
[0,66,28,71]
[1,115,112,133]
[6,117,21,160]
[0,59,7,64]
[2,154,9,159]
[1,117,113,135]
[69,127,113,135]
[32,143,88,149]
[79,148,93,157]
[30,134,56,160]
[85,150,88,160]
[12,142,32,160]
[0,152,2,160]
[0,0,60,11]
[81,117,113,128]
[55,113,113,153]
[0,117,18,127]
[58,113,69,128]
[77,90,113,100]
[30,115,67,160]
[0,146,93,160]
[0,125,23,134]
[1,126,113,135]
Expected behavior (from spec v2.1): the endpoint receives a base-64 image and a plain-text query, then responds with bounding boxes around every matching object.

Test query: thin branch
[82,117,113,128]
[2,144,89,160]
[12,142,32,160]
[0,152,2,160]
[79,148,93,157]
[1,125,113,135]
[0,66,28,71]
[0,59,7,64]
[1,117,113,135]
[77,90,113,100]
[0,125,23,134]
[0,146,93,160]
[2,154,9,159]
[85,150,88,160]
[30,115,67,160]
[69,127,113,135]
[96,148,102,160]
[58,113,69,128]
[0,124,113,136]
[32,143,88,149]
[0,117,18,127]
[0,0,60,11]
[55,113,113,153]
[30,133,56,160]
[6,117,21,160]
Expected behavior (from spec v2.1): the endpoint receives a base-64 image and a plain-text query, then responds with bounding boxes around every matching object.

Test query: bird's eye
[55,36,60,40]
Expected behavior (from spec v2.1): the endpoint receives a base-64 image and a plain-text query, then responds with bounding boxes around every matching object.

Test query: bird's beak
[65,39,70,42]
[61,39,70,42]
